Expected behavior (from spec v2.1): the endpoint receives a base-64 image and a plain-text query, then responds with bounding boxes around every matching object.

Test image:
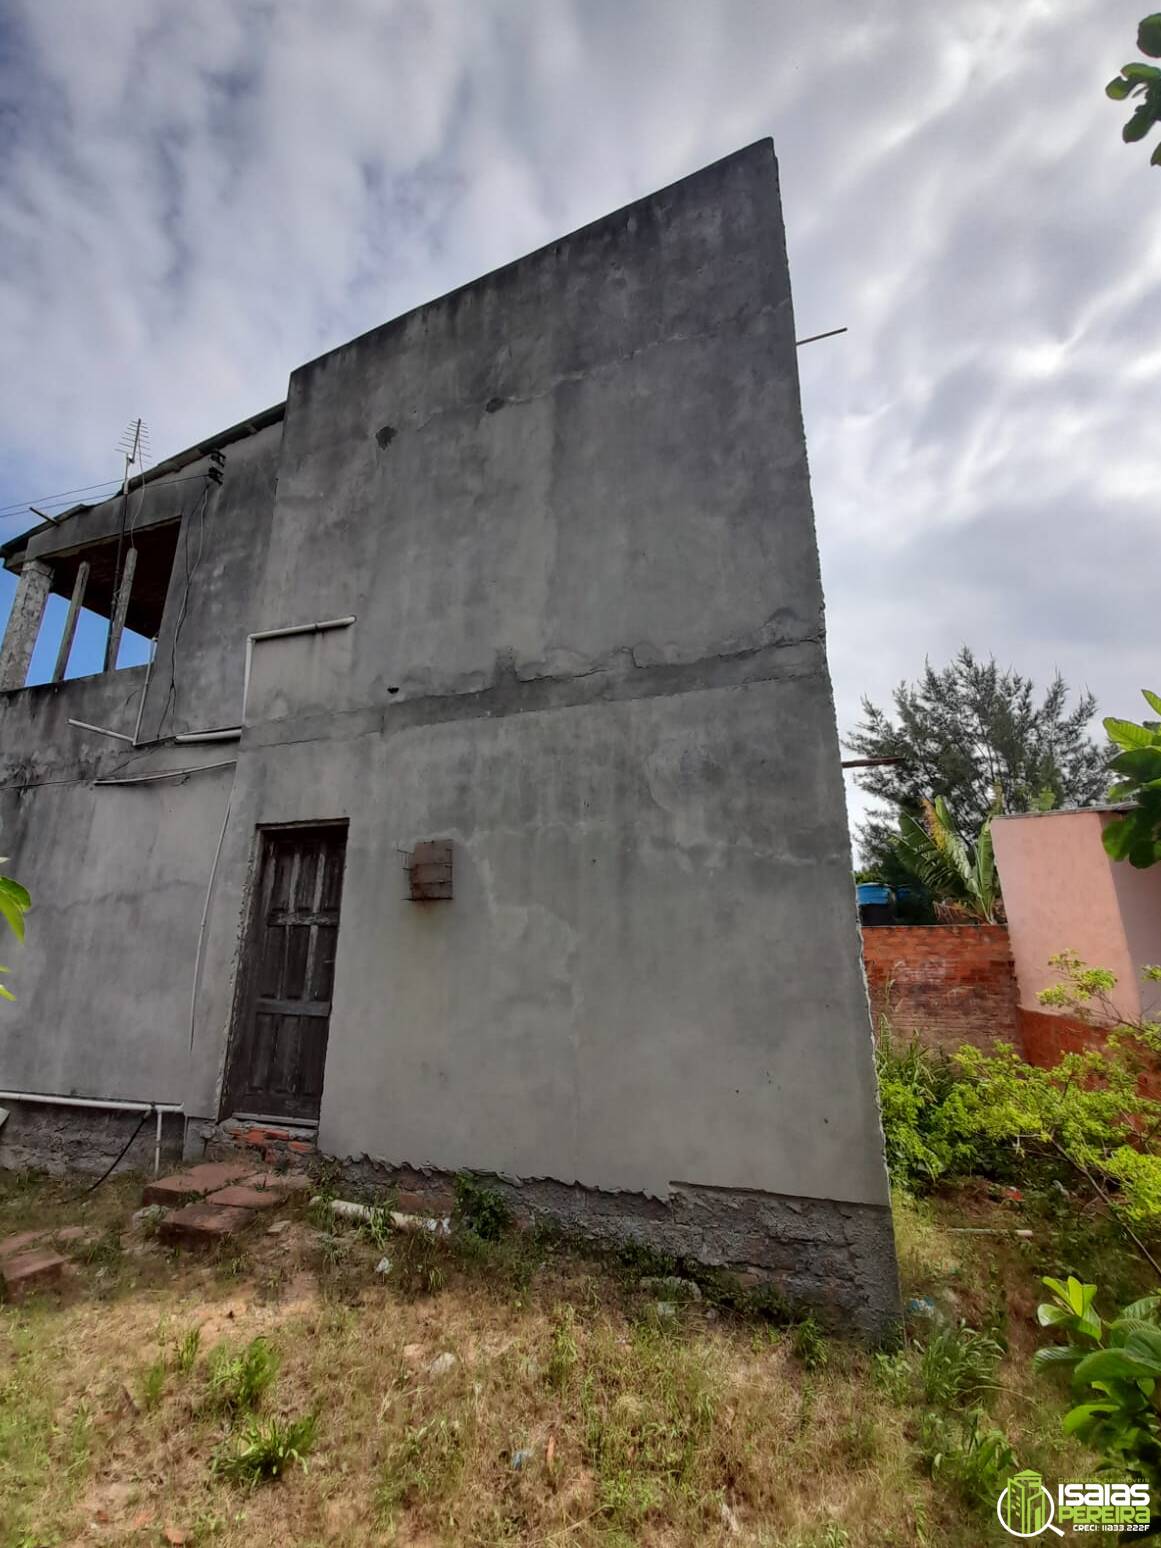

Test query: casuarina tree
[846,648,1108,873]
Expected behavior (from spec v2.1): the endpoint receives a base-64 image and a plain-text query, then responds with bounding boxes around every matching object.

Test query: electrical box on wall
[404,839,453,901]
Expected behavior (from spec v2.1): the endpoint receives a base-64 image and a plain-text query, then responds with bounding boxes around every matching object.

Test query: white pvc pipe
[0,1091,182,1113]
[68,718,135,743]
[249,615,357,644]
[0,1091,184,1175]
[174,728,242,744]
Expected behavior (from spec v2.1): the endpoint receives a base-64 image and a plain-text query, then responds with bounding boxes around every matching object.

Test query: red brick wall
[861,925,1020,1053]
[1020,1006,1161,1097]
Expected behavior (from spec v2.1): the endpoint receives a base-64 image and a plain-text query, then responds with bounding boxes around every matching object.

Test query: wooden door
[227,825,347,1121]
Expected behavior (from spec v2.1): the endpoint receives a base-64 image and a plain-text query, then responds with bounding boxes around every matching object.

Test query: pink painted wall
[993,808,1161,1023]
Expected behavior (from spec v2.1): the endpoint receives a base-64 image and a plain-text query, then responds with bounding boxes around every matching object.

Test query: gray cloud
[1,0,1156,843]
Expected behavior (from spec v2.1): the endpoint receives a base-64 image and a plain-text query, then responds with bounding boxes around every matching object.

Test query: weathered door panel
[227,825,347,1120]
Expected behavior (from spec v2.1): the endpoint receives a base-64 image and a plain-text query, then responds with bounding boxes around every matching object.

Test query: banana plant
[1107,16,1161,166]
[1034,1276,1161,1488]
[1104,691,1161,870]
[894,794,1000,924]
[0,861,30,1002]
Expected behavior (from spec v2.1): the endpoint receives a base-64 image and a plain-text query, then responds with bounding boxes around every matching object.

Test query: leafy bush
[1034,1275,1161,1488]
[1107,19,1161,168]
[213,1412,317,1485]
[1103,690,1161,866]
[0,864,30,1001]
[874,1032,986,1188]
[876,956,1161,1237]
[454,1174,512,1242]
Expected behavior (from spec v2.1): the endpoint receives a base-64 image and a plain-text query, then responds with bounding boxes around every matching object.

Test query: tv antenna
[104,417,152,671]
[116,418,151,494]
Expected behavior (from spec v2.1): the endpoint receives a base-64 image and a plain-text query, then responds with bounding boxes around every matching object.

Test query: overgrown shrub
[876,956,1161,1236]
[454,1174,513,1242]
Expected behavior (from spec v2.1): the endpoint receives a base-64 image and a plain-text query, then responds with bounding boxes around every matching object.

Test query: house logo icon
[997,1471,1064,1537]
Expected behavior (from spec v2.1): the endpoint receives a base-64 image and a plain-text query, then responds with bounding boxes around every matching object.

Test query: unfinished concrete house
[0,142,898,1332]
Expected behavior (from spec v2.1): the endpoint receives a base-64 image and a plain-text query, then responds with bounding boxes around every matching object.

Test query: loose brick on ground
[242,1170,313,1193]
[158,1202,254,1246]
[1,1249,67,1300]
[142,1161,255,1207]
[0,1229,48,1260]
[205,1185,283,1210]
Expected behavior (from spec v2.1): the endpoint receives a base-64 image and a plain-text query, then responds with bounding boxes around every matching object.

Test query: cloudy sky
[0,0,1155,843]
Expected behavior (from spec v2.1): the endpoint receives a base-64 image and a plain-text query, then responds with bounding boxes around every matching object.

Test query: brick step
[159,1202,254,1245]
[148,1162,312,1248]
[0,1224,87,1261]
[1,1249,67,1301]
[142,1162,313,1209]
[142,1161,257,1208]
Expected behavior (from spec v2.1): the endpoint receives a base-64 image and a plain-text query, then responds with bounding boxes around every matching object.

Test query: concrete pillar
[0,559,52,691]
[103,546,136,673]
[52,560,89,683]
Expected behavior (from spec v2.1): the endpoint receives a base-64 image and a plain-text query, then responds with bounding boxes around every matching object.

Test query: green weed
[212,1412,317,1485]
[205,1336,278,1414]
[916,1322,1002,1408]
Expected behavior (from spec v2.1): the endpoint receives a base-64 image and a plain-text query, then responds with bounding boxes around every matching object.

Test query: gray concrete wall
[248,143,822,717]
[217,138,889,1206]
[216,667,885,1207]
[0,758,232,1100]
[136,421,283,740]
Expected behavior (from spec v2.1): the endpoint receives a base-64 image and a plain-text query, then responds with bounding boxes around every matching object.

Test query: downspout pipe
[0,1091,184,1175]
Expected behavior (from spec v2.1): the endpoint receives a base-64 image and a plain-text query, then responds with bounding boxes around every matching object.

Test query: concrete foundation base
[337,1157,901,1341]
[0,1100,183,1176]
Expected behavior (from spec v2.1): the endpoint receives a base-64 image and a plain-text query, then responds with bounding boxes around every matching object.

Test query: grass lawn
[0,1167,1146,1546]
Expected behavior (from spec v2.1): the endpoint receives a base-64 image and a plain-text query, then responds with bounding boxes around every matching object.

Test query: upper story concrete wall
[247,142,822,724]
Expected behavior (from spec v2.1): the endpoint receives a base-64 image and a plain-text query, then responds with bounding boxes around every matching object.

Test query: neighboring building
[0,142,898,1332]
[993,806,1161,1062]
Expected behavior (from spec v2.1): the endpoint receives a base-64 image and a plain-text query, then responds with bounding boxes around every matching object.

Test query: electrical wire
[0,472,215,526]
[0,479,122,518]
[63,1108,152,1200]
